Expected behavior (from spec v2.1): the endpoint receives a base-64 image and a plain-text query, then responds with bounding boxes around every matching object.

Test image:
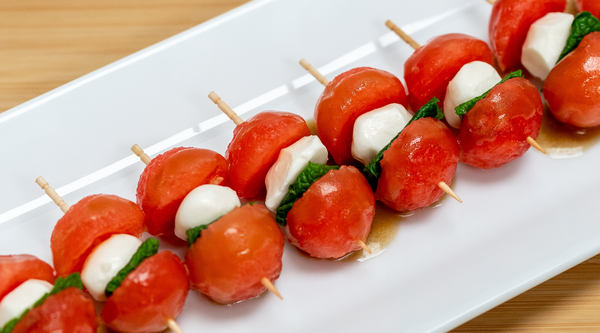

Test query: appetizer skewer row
[0,255,98,333]
[209,93,375,258]
[299,59,462,209]
[132,144,285,302]
[36,178,188,333]
[386,20,546,169]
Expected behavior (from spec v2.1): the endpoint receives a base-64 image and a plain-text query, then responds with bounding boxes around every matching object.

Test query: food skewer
[131,144,283,300]
[486,0,600,129]
[0,255,98,332]
[209,92,375,258]
[132,141,229,245]
[298,59,463,203]
[385,19,547,156]
[35,177,187,333]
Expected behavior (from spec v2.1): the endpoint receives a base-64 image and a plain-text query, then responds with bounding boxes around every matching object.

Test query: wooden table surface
[2,1,600,331]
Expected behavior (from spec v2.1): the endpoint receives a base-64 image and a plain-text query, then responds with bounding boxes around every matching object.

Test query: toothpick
[356,240,372,254]
[299,59,330,86]
[438,182,462,203]
[96,324,109,333]
[208,91,244,126]
[526,136,547,154]
[166,318,184,333]
[485,0,496,4]
[385,20,421,50]
[131,144,152,165]
[35,177,70,213]
[260,277,283,300]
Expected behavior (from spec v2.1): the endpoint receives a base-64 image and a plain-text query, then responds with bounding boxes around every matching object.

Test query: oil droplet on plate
[339,202,402,262]
[537,105,600,158]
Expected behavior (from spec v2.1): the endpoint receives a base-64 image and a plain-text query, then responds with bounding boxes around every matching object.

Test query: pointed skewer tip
[438,182,462,203]
[357,240,372,254]
[261,277,283,300]
[527,136,547,154]
[166,318,184,333]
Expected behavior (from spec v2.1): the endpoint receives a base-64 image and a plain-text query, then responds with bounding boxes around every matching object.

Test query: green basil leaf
[454,70,524,116]
[186,224,210,247]
[1,318,19,333]
[32,272,83,308]
[275,162,339,226]
[105,238,159,297]
[1,273,83,333]
[363,97,443,179]
[558,11,600,62]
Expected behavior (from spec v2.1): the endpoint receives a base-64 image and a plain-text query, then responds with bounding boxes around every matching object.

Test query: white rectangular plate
[2,0,599,332]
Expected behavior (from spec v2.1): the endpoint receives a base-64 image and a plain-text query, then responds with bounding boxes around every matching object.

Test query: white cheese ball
[444,61,502,128]
[0,279,53,327]
[265,135,328,212]
[81,234,141,301]
[522,12,574,81]
[351,103,412,165]
[175,184,240,240]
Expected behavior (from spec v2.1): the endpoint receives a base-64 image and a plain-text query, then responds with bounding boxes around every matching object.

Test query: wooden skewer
[96,324,109,333]
[527,136,547,154]
[35,177,70,213]
[299,59,330,86]
[131,144,152,165]
[356,240,372,254]
[438,182,462,203]
[208,91,244,126]
[387,21,468,202]
[36,177,183,333]
[385,20,421,50]
[261,277,283,300]
[485,0,496,4]
[166,318,184,333]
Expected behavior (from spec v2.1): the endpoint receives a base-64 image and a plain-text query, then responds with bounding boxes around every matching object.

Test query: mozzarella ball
[522,12,574,81]
[444,61,502,128]
[81,234,141,301]
[0,279,53,327]
[175,184,240,240]
[265,135,328,211]
[351,103,412,165]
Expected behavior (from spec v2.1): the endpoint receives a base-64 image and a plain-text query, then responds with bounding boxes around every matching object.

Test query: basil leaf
[275,162,339,226]
[1,318,19,333]
[558,11,600,62]
[32,272,83,308]
[186,224,210,247]
[363,98,443,179]
[105,238,159,297]
[454,70,524,116]
[1,273,83,333]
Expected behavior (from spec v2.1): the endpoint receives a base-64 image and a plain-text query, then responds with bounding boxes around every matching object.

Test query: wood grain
[2,0,600,331]
[0,0,250,113]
